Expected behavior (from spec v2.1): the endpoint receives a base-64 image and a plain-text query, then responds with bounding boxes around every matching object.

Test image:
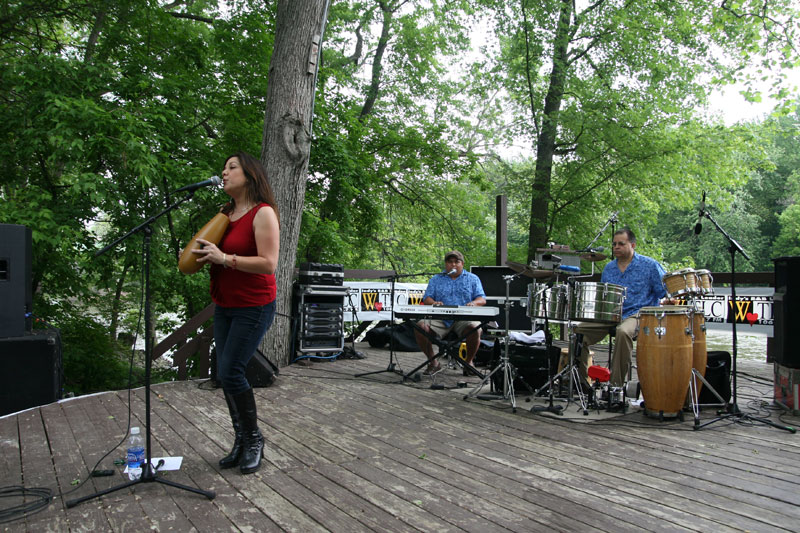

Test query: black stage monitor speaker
[0,331,63,416]
[773,257,800,368]
[246,348,279,387]
[0,224,33,338]
[698,350,731,404]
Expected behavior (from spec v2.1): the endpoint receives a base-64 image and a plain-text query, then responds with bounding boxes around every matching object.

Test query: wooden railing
[152,303,215,380]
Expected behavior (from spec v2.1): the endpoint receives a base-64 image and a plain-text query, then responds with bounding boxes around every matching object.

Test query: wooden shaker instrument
[178,213,229,274]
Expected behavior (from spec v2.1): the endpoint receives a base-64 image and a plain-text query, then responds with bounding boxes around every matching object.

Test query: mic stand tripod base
[66,459,215,508]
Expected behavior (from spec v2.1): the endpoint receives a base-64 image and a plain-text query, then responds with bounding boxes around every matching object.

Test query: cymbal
[580,251,607,262]
[506,261,555,279]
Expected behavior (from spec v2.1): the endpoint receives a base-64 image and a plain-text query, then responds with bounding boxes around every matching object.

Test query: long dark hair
[221,151,280,225]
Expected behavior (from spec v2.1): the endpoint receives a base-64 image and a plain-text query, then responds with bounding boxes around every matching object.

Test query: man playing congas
[575,227,667,387]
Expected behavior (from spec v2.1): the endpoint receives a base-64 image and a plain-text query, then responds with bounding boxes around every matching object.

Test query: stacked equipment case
[295,263,346,353]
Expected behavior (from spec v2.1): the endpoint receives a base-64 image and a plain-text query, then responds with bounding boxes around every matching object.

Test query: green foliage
[57,316,135,396]
[482,0,800,257]
[2,0,798,395]
[0,1,274,393]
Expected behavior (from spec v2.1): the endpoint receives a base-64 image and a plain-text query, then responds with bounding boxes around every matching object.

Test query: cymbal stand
[465,272,525,411]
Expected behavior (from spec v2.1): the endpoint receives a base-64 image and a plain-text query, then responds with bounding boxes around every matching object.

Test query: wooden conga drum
[636,306,693,418]
[178,213,229,274]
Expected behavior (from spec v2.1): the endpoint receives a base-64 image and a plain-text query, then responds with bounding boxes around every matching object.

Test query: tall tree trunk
[260,0,329,367]
[527,0,572,262]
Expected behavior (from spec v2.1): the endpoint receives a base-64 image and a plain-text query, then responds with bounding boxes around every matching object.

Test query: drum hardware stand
[530,281,564,415]
[465,272,527,411]
[687,368,727,427]
[531,281,589,415]
[693,199,795,433]
[68,192,216,508]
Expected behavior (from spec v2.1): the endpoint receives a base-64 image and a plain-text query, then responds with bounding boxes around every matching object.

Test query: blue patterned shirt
[601,253,666,319]
[423,270,486,326]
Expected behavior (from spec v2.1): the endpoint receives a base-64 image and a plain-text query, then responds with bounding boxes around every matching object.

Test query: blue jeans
[214,301,276,395]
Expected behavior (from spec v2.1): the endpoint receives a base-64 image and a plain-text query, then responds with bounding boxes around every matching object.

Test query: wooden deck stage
[2,341,799,532]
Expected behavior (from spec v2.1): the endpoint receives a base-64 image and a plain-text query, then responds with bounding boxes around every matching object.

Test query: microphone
[694,191,706,235]
[444,268,457,275]
[556,265,580,273]
[175,175,222,193]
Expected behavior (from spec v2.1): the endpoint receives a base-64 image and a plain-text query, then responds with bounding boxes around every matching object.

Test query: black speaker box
[0,224,33,338]
[0,331,63,416]
[470,266,530,297]
[485,298,530,331]
[473,338,497,366]
[490,341,561,392]
[246,348,279,387]
[698,350,731,404]
[773,257,800,368]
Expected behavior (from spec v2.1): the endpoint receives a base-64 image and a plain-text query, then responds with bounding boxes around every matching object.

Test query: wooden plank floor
[1,341,799,532]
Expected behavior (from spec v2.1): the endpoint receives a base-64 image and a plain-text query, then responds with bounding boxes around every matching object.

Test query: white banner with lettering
[694,287,773,336]
[341,282,775,335]
[342,281,427,322]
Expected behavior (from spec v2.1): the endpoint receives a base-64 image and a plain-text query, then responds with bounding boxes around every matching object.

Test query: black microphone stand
[582,210,618,253]
[696,204,794,433]
[355,270,436,379]
[67,191,216,508]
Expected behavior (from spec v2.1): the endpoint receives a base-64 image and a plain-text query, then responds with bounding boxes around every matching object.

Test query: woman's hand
[193,238,226,266]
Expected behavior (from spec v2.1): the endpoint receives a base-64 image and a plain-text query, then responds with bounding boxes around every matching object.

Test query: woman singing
[193,152,280,474]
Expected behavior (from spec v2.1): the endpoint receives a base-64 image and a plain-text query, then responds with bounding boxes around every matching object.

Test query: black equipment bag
[365,322,419,352]
[490,341,561,391]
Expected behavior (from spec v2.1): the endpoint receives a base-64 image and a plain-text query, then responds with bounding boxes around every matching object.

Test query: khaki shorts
[421,319,482,339]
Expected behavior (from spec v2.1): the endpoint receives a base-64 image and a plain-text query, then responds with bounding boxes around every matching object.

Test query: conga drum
[178,213,229,274]
[636,306,693,418]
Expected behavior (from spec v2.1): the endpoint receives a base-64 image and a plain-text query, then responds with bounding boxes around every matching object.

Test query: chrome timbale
[527,282,569,321]
[569,282,626,324]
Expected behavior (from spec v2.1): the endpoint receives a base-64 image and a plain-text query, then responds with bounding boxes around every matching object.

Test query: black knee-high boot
[219,391,243,469]
[232,388,263,474]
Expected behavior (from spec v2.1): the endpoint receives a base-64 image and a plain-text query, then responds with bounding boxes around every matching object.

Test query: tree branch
[167,12,215,24]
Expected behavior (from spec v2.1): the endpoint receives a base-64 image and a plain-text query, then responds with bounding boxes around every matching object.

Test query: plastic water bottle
[126,427,145,480]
